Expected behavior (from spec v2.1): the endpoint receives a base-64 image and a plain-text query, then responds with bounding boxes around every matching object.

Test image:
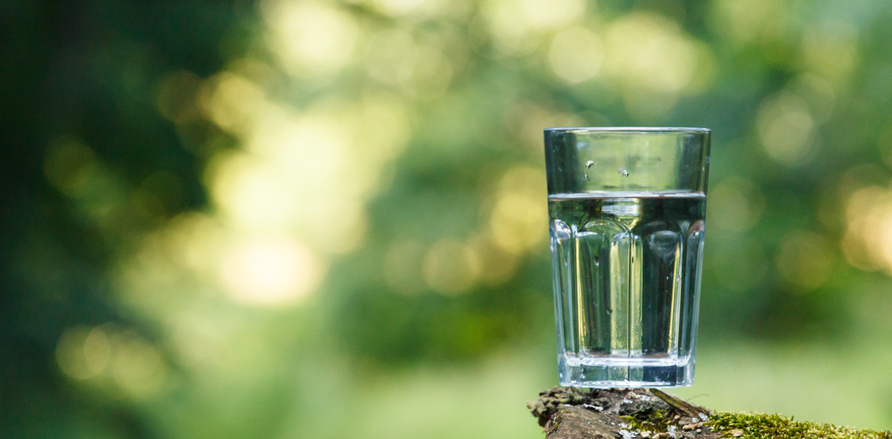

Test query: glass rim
[545,127,711,134]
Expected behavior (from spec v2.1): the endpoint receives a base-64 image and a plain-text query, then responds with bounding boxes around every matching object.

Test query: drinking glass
[545,127,710,387]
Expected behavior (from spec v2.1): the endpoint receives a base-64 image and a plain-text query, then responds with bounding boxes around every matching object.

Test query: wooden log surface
[527,387,892,439]
[528,387,715,439]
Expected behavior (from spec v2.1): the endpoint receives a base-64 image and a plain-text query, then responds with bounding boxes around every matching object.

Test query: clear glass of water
[544,127,711,388]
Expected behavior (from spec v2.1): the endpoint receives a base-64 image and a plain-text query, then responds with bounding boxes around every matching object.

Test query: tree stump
[527,387,892,439]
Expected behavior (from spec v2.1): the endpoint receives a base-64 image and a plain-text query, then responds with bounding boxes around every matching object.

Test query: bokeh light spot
[489,193,545,255]
[710,0,785,45]
[711,240,769,293]
[207,152,298,229]
[604,12,701,93]
[487,166,548,255]
[245,113,348,190]
[548,27,604,84]
[111,334,168,399]
[304,199,369,255]
[56,324,166,399]
[422,239,481,295]
[708,177,766,232]
[365,29,420,86]
[370,0,448,19]
[842,186,892,274]
[56,327,97,380]
[199,72,266,133]
[83,326,112,376]
[44,136,98,196]
[411,45,455,99]
[756,93,815,165]
[262,0,358,77]
[484,0,585,56]
[790,74,836,123]
[600,12,712,120]
[353,96,411,161]
[219,238,323,306]
[384,240,427,295]
[504,103,586,152]
[800,23,859,84]
[470,234,519,286]
[775,231,834,290]
[877,123,892,170]
[155,70,202,125]
[518,0,585,30]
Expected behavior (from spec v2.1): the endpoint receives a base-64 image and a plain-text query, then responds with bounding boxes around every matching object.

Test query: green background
[4,0,892,437]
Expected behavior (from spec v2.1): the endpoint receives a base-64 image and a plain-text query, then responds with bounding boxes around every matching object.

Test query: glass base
[558,355,694,388]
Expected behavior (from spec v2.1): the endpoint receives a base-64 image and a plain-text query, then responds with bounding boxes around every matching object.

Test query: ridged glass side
[549,193,705,387]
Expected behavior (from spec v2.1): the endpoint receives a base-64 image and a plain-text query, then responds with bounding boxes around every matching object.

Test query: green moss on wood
[620,409,672,433]
[707,412,892,439]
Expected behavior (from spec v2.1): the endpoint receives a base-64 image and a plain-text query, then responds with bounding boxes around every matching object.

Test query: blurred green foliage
[4,0,892,437]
